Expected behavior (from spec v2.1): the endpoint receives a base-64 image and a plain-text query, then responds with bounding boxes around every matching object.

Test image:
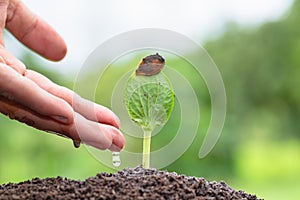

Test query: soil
[0,166,262,200]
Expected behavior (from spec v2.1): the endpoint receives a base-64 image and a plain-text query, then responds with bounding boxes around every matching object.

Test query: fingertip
[109,144,122,152]
[109,127,125,151]
[70,112,125,151]
[84,125,125,151]
[47,38,67,61]
[35,19,68,62]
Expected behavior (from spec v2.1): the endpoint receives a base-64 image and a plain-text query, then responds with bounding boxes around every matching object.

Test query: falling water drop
[73,140,81,148]
[112,152,121,167]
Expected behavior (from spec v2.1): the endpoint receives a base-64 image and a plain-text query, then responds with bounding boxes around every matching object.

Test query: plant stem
[142,129,152,168]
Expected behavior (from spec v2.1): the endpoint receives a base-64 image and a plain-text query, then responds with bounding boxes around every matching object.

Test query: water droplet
[73,140,81,148]
[112,152,121,167]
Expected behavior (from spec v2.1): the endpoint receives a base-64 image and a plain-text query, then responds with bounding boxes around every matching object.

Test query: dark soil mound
[0,166,261,200]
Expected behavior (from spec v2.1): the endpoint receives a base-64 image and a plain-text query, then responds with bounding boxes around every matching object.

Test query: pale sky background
[5,0,294,76]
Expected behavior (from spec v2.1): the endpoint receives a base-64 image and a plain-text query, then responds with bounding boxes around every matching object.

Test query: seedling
[124,53,174,168]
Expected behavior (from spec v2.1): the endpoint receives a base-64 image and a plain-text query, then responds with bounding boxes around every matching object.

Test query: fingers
[5,0,67,61]
[25,70,124,150]
[25,70,120,128]
[74,114,125,151]
[0,97,125,151]
[0,63,74,124]
[0,48,26,74]
[0,0,125,152]
[73,96,121,129]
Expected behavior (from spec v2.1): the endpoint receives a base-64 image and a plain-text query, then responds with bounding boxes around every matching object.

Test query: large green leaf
[124,73,174,132]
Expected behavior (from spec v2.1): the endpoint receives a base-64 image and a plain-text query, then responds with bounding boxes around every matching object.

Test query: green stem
[142,129,152,168]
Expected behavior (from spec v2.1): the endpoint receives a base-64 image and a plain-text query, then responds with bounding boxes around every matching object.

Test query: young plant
[124,53,174,168]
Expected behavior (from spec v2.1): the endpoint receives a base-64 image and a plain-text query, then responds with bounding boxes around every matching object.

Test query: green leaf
[124,72,174,132]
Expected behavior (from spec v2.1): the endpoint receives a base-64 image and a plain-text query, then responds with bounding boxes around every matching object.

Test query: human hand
[0,0,125,151]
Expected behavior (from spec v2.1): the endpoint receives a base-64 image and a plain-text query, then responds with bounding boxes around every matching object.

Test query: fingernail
[52,115,69,124]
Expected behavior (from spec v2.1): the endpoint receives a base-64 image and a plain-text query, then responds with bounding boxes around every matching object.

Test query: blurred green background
[1,1,300,200]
